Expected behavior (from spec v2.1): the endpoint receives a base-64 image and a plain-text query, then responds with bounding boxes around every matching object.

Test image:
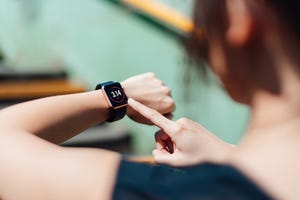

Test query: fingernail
[167,141,174,154]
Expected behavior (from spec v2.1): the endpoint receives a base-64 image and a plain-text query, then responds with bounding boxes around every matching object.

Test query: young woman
[1,0,300,199]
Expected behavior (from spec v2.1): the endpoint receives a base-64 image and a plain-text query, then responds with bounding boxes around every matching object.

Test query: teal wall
[0,0,249,154]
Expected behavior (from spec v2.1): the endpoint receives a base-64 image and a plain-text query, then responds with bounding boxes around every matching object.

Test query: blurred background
[0,0,249,155]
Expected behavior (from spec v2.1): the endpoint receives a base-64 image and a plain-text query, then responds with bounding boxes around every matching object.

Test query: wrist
[90,90,110,119]
[120,81,133,115]
[120,81,129,96]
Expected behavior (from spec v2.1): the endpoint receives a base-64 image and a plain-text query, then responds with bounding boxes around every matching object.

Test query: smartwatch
[95,81,128,122]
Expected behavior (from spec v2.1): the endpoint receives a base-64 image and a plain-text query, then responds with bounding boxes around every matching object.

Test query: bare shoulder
[0,130,121,200]
[229,144,300,200]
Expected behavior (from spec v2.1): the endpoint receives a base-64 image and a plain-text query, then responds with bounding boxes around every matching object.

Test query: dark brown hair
[185,0,228,73]
[270,1,300,37]
[186,0,300,66]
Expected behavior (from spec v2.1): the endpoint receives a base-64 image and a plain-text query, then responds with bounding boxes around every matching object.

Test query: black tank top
[113,160,272,200]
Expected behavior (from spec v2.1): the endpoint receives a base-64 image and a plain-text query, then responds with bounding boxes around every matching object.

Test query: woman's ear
[226,0,255,47]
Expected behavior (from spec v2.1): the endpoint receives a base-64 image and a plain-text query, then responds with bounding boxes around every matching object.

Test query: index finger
[128,98,179,135]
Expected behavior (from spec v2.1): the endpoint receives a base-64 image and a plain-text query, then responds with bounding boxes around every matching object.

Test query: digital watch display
[95,81,128,122]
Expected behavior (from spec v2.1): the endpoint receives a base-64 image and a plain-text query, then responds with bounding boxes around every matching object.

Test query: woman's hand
[128,98,236,167]
[122,73,175,125]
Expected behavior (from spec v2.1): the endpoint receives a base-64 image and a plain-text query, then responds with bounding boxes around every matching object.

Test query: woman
[1,0,299,199]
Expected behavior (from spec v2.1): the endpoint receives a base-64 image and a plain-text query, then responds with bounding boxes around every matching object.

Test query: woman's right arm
[128,98,236,167]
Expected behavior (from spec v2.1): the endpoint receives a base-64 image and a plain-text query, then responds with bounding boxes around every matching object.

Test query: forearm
[0,90,109,144]
[0,72,175,144]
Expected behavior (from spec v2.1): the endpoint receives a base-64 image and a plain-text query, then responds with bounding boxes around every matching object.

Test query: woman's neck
[243,61,300,144]
[229,63,300,199]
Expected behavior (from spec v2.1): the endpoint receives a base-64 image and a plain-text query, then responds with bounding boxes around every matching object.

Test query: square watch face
[103,82,128,107]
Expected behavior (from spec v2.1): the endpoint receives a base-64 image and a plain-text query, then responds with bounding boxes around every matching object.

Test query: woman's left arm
[0,90,110,144]
[0,73,175,144]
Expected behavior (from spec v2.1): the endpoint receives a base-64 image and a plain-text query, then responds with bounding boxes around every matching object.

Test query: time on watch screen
[104,83,128,107]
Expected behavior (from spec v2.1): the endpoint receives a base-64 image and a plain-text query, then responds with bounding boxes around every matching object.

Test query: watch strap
[107,105,127,122]
[95,81,114,90]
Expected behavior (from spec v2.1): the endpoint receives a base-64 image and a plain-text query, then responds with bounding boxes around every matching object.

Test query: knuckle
[170,101,176,111]
[168,97,175,105]
[163,87,171,95]
[160,97,175,114]
[173,124,184,135]
[156,80,163,86]
[162,97,175,113]
[163,96,172,104]
[146,72,156,78]
[177,117,190,124]
[169,101,176,111]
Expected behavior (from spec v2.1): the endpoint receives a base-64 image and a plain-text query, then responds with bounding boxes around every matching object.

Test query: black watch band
[107,106,127,122]
[95,81,128,122]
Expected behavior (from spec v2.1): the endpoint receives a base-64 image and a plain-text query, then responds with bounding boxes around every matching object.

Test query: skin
[1,0,300,199]
[0,72,174,200]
